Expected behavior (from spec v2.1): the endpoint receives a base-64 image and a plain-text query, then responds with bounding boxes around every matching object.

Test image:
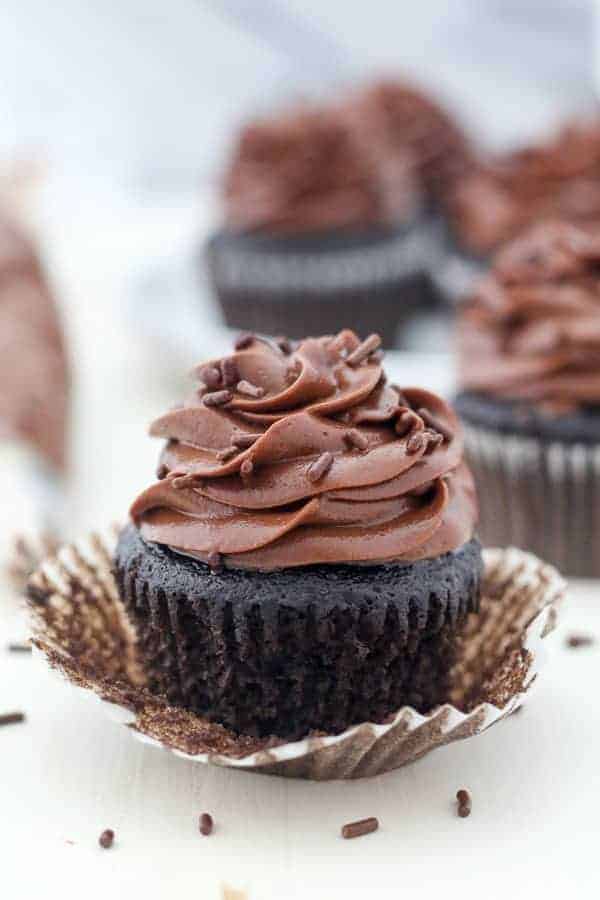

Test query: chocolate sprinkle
[199,366,222,390]
[406,431,426,454]
[344,429,369,451]
[240,458,254,478]
[232,433,260,449]
[236,379,265,399]
[203,390,233,408]
[199,813,214,836]
[171,473,199,490]
[7,642,32,653]
[423,430,444,453]
[307,451,334,482]
[456,789,472,818]
[566,633,595,649]
[98,829,114,849]
[0,711,25,726]
[346,334,382,367]
[395,409,420,436]
[234,332,255,350]
[221,357,239,387]
[341,817,379,840]
[417,407,453,442]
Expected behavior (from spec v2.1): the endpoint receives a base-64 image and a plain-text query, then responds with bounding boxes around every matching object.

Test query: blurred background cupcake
[205,104,438,347]
[0,198,70,555]
[455,219,600,577]
[344,78,474,211]
[441,119,600,298]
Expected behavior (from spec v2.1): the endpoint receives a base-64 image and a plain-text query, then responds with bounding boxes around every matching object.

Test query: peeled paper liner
[26,529,564,780]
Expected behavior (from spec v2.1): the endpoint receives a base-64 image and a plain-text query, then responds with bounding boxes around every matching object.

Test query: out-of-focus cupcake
[0,214,69,473]
[0,211,69,554]
[346,79,473,209]
[455,220,600,576]
[206,107,438,347]
[448,120,600,260]
[115,328,483,740]
[342,79,474,309]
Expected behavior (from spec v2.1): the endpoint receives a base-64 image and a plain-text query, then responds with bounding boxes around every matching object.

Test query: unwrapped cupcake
[28,330,564,779]
[206,107,437,347]
[456,220,600,576]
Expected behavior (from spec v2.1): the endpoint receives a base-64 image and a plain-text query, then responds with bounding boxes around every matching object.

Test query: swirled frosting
[346,80,473,203]
[223,107,415,235]
[449,121,600,255]
[459,221,600,411]
[130,330,477,570]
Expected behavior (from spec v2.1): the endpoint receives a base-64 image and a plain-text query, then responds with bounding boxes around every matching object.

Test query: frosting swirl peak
[131,331,477,570]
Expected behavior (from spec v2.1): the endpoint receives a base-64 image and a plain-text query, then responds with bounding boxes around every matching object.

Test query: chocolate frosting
[131,330,477,570]
[347,80,473,203]
[449,121,600,255]
[223,108,415,235]
[459,221,600,411]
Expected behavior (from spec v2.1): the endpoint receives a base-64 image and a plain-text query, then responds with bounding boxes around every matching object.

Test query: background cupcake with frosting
[456,219,600,576]
[445,121,600,265]
[205,106,438,347]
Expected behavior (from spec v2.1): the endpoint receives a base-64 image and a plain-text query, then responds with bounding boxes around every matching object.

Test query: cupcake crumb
[341,817,379,839]
[199,813,214,836]
[98,829,115,849]
[0,711,26,727]
[456,789,472,818]
[566,633,595,649]
[7,641,32,653]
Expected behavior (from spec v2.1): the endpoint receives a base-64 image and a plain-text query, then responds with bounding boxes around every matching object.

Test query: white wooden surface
[1,203,600,900]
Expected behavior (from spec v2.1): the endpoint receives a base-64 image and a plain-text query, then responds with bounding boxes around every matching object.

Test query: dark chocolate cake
[116,329,483,739]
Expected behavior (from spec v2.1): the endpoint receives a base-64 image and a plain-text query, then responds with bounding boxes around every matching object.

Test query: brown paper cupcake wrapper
[464,423,600,578]
[27,529,564,780]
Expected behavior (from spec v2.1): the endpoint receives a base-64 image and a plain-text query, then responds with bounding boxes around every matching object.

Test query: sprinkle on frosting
[130,330,477,570]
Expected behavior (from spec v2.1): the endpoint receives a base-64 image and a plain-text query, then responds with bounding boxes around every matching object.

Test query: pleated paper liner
[26,529,564,780]
[464,423,600,578]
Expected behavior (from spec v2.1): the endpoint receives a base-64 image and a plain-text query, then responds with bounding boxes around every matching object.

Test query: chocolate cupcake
[115,329,483,741]
[206,108,438,347]
[455,220,600,576]
[448,120,600,259]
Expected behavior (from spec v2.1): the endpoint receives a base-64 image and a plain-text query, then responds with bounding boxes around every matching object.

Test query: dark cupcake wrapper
[115,526,483,740]
[26,530,563,779]
[204,218,444,346]
[463,422,600,577]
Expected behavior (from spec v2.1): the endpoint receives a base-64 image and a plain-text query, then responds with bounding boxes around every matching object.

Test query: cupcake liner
[26,529,563,780]
[464,423,600,578]
[205,219,444,346]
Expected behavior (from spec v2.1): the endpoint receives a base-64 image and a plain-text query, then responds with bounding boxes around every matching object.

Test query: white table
[2,202,599,900]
